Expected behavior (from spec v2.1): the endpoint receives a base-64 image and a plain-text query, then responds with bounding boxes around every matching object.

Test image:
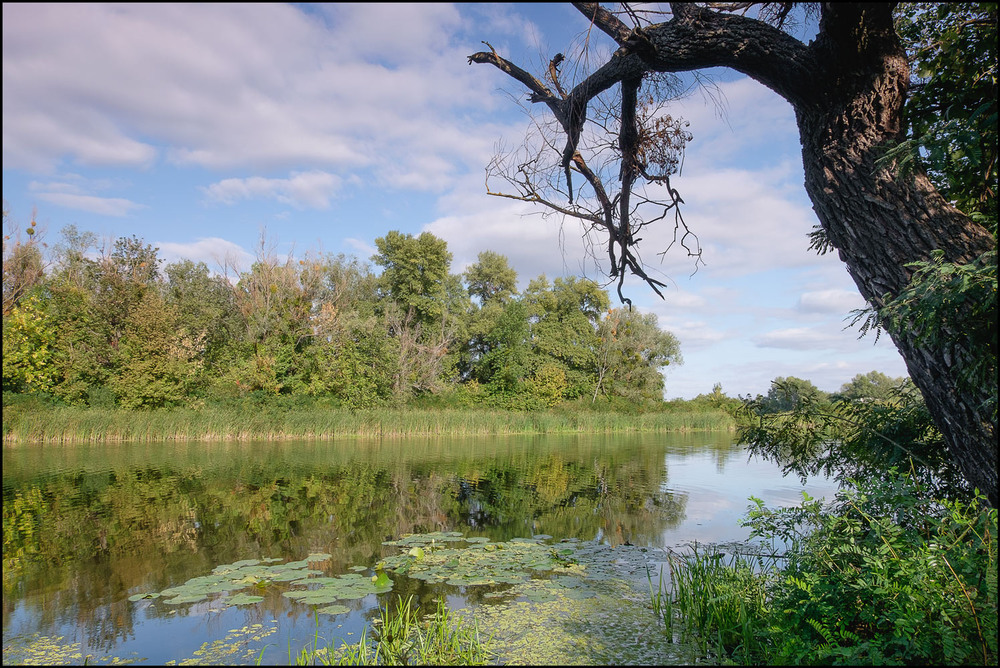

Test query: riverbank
[2,400,735,444]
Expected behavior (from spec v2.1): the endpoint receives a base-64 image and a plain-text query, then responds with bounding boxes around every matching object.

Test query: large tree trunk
[795,7,997,504]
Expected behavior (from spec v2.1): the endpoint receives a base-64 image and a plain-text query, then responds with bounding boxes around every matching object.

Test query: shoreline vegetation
[2,399,736,444]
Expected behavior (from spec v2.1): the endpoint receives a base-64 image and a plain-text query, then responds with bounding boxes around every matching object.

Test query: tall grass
[3,401,735,444]
[649,545,773,663]
[290,595,493,666]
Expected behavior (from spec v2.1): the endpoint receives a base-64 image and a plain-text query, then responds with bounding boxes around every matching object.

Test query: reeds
[649,545,774,663]
[3,404,735,444]
[290,596,493,666]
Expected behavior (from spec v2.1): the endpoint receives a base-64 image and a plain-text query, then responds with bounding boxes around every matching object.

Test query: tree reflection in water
[2,433,756,661]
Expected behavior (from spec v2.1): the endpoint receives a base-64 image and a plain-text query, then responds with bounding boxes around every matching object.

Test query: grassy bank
[3,399,735,444]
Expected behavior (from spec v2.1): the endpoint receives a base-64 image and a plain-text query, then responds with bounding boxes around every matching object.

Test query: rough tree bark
[469,2,997,506]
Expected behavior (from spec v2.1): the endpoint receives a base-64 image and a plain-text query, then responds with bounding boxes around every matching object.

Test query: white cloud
[343,237,377,259]
[754,326,851,351]
[202,171,343,209]
[32,192,144,217]
[796,289,865,314]
[156,237,253,270]
[2,3,505,185]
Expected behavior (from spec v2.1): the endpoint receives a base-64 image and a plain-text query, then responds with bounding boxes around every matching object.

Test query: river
[2,432,838,665]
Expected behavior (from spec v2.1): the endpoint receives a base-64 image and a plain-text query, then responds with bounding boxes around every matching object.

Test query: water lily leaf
[228,593,264,605]
[371,572,392,588]
[282,591,313,600]
[408,547,425,560]
[272,569,320,582]
[164,593,208,604]
[306,553,332,561]
[317,604,350,616]
[128,592,159,602]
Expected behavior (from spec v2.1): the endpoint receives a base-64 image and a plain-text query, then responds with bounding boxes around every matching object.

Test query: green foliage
[307,308,398,409]
[465,250,517,305]
[739,375,970,499]
[751,376,830,414]
[747,478,996,665]
[110,291,202,409]
[729,355,996,663]
[892,2,997,219]
[2,295,57,394]
[2,230,45,315]
[830,370,913,403]
[594,307,682,403]
[3,224,684,414]
[473,299,531,391]
[523,275,610,399]
[687,383,743,413]
[662,477,997,666]
[305,595,494,666]
[373,231,453,328]
[855,249,997,421]
[164,259,241,370]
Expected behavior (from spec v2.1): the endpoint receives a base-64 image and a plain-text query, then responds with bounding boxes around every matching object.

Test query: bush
[664,474,998,666]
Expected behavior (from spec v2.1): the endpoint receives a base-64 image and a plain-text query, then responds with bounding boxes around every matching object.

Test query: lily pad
[317,604,351,616]
[128,592,160,602]
[228,593,264,605]
[306,553,332,561]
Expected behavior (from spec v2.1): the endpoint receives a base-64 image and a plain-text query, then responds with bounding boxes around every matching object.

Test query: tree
[110,290,201,409]
[2,208,46,316]
[523,275,610,398]
[372,231,453,329]
[470,3,997,505]
[758,376,830,414]
[892,3,997,220]
[593,307,681,402]
[2,295,57,394]
[465,250,518,305]
[164,259,240,372]
[832,371,912,403]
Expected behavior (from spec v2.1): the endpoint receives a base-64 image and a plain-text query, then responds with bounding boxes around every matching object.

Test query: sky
[1,3,911,400]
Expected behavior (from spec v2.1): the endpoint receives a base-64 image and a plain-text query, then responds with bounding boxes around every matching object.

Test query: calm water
[2,433,838,665]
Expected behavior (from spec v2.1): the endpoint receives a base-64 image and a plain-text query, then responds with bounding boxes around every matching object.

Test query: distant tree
[593,307,681,402]
[465,250,518,305]
[523,275,610,399]
[832,371,913,403]
[472,299,532,393]
[111,290,201,409]
[690,383,743,412]
[758,377,830,414]
[460,251,520,381]
[2,208,45,316]
[307,300,398,409]
[164,259,241,378]
[90,235,162,354]
[222,236,319,395]
[2,294,57,394]
[372,231,453,329]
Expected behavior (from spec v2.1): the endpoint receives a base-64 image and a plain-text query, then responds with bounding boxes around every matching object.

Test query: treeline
[2,223,683,411]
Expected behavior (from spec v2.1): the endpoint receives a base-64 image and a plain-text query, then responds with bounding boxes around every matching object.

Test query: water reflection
[3,433,836,664]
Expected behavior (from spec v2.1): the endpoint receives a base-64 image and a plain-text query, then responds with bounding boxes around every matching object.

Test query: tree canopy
[2,225,683,413]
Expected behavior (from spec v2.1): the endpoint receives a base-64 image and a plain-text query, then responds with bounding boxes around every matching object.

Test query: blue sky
[2,3,910,399]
